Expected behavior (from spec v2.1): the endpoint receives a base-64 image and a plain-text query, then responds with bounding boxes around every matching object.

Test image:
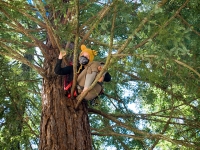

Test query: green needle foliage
[0,56,41,149]
[0,0,199,149]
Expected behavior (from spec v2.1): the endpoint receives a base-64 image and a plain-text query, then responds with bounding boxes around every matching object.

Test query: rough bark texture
[39,56,92,150]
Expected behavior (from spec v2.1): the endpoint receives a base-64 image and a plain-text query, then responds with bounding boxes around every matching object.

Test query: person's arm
[82,72,97,92]
[54,51,73,75]
[97,63,111,82]
[104,72,111,82]
[54,59,73,75]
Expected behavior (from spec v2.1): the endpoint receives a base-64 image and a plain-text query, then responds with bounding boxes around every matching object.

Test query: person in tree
[54,44,111,100]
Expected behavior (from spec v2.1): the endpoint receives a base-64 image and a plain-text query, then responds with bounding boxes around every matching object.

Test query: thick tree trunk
[39,58,92,150]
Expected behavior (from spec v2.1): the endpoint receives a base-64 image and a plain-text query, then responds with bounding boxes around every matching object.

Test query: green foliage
[0,0,200,149]
[0,56,41,149]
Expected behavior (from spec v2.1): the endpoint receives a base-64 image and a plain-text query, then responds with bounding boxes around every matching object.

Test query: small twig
[177,14,200,36]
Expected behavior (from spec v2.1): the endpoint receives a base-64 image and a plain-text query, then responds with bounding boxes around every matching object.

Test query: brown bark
[38,0,92,148]
[39,54,92,150]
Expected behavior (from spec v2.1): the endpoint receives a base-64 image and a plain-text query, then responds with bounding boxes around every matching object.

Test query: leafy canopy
[0,0,200,149]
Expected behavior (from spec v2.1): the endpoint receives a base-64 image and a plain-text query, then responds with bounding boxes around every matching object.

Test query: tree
[0,0,200,149]
[0,55,41,149]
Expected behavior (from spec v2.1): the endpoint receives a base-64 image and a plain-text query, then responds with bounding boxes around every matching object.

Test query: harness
[64,75,77,98]
[63,63,78,98]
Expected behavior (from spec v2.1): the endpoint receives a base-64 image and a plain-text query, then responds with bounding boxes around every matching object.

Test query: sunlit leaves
[0,0,200,149]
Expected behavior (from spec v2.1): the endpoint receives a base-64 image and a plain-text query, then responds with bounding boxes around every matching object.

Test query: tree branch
[0,8,48,58]
[88,108,198,148]
[0,42,46,78]
[91,131,144,141]
[132,0,190,51]
[174,59,200,78]
[75,2,116,108]
[149,107,175,150]
[177,14,200,36]
[34,0,61,50]
[71,0,79,100]
[80,2,115,44]
[0,1,46,29]
[116,0,168,55]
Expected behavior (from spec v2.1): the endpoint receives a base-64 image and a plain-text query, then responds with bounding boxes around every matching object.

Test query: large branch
[0,8,48,58]
[123,66,200,113]
[0,42,45,78]
[92,131,144,141]
[89,96,200,128]
[0,39,36,49]
[75,2,116,109]
[112,53,200,87]
[116,0,168,55]
[0,1,46,29]
[88,108,198,148]
[80,2,115,44]
[177,14,200,36]
[34,0,61,50]
[174,59,200,78]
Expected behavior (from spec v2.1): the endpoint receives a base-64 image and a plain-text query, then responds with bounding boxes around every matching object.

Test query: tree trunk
[39,58,92,150]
